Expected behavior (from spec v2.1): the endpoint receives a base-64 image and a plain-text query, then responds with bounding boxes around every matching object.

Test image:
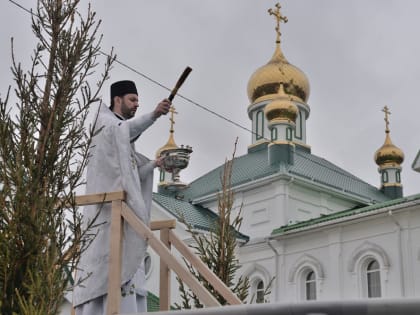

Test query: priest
[73,80,170,314]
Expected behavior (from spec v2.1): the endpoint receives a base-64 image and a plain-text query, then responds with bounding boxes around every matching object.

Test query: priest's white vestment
[73,104,156,310]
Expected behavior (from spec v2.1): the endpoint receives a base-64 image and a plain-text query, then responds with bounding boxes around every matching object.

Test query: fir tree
[175,139,250,308]
[0,1,114,314]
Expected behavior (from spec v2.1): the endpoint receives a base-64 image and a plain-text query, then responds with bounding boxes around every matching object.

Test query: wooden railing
[74,191,241,315]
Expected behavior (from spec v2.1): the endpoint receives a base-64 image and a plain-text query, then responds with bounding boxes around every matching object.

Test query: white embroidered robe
[73,104,156,307]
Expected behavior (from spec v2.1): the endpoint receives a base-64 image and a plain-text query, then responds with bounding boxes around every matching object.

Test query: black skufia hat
[110,80,138,100]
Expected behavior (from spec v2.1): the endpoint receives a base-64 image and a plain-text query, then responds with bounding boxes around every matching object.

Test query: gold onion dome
[264,84,298,124]
[374,132,404,167]
[247,44,310,104]
[248,3,309,104]
[374,106,404,167]
[156,106,179,158]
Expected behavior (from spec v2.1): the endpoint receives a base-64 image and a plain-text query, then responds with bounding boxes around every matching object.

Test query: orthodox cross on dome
[268,3,288,44]
[382,105,391,133]
[169,106,178,134]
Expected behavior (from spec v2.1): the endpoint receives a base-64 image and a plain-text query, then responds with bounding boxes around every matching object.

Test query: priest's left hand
[155,156,166,168]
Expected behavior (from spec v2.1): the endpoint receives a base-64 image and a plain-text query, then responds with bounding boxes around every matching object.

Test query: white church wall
[260,206,420,304]
[283,233,329,302]
[237,179,361,239]
[341,218,400,299]
[404,210,420,296]
[150,189,420,307]
[411,225,420,296]
[193,171,364,243]
[232,183,283,239]
[238,240,276,303]
[197,178,365,242]
[289,183,358,224]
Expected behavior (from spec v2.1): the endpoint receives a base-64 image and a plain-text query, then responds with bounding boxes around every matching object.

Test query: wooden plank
[121,202,220,307]
[169,230,242,305]
[150,219,176,231]
[74,191,126,206]
[159,228,171,311]
[106,200,123,315]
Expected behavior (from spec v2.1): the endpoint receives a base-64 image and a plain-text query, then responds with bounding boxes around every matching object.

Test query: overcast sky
[1,0,419,197]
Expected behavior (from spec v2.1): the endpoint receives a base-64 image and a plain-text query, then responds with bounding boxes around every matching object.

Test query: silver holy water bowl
[160,145,193,185]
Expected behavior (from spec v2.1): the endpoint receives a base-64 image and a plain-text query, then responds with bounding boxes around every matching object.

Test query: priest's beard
[120,100,137,119]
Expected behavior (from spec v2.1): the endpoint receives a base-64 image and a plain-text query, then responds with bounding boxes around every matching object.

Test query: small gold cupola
[247,3,310,104]
[374,106,404,168]
[374,106,404,199]
[264,84,298,127]
[265,84,298,166]
[156,106,178,157]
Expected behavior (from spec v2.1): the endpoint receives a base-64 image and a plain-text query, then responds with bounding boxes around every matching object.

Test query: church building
[147,2,420,306]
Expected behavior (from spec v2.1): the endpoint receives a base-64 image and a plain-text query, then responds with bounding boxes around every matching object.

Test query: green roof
[153,192,249,241]
[147,291,177,312]
[271,193,420,235]
[147,291,160,312]
[182,145,389,203]
[153,192,219,231]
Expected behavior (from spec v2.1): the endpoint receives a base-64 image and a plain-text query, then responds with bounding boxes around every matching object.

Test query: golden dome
[156,106,179,158]
[247,43,310,104]
[374,132,404,167]
[374,106,404,168]
[264,84,298,124]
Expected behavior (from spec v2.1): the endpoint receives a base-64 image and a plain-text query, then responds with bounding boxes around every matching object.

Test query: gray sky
[1,0,419,196]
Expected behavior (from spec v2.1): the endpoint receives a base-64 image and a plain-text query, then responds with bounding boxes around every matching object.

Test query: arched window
[367,260,381,298]
[256,280,265,303]
[159,169,165,182]
[144,252,152,279]
[396,170,401,183]
[242,264,272,304]
[348,241,389,298]
[289,255,324,301]
[271,128,278,141]
[382,171,388,183]
[295,111,302,139]
[305,270,317,300]
[256,110,264,140]
[286,127,292,141]
[249,278,265,304]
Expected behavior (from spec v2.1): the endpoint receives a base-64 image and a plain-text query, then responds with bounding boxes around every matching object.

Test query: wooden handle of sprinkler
[168,66,192,101]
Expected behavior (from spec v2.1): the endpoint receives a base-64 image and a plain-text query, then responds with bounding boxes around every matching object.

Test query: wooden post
[150,219,176,231]
[73,191,126,206]
[159,227,171,311]
[71,191,242,312]
[168,230,242,305]
[121,202,221,307]
[106,200,123,315]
